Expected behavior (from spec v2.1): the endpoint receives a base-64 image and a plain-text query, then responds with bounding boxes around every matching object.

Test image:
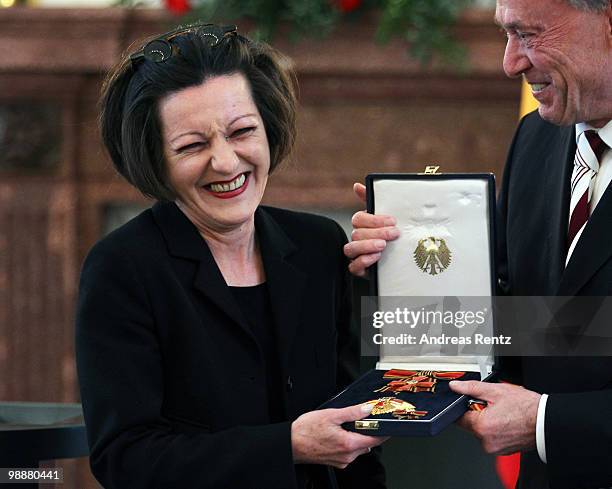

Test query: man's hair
[567,0,609,11]
[100,26,297,201]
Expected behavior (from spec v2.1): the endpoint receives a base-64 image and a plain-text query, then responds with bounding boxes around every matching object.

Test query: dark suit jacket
[75,202,385,489]
[497,111,612,489]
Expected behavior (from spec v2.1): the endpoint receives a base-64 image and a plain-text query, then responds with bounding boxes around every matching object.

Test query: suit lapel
[545,125,574,293]
[528,120,612,295]
[255,208,307,373]
[559,182,612,295]
[152,202,252,337]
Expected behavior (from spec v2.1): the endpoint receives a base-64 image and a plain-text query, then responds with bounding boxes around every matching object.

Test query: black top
[75,202,386,489]
[230,283,283,423]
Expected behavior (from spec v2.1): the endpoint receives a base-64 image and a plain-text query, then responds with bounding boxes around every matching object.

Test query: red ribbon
[383,369,465,380]
[496,453,520,489]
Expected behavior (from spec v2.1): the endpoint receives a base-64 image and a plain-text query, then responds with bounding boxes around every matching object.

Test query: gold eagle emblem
[414,237,452,275]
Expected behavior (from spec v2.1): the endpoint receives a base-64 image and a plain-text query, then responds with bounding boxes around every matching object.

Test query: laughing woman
[75,24,386,489]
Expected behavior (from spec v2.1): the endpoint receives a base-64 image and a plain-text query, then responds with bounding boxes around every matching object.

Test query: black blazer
[497,112,612,489]
[76,202,385,489]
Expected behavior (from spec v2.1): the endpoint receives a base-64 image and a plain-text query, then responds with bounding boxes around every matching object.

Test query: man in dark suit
[344,0,612,487]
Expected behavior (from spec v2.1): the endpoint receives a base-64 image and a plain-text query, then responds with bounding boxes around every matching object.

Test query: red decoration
[337,0,361,13]
[383,369,465,380]
[165,0,190,15]
[496,453,520,489]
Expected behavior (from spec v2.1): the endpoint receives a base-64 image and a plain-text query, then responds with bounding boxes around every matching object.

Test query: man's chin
[537,105,576,127]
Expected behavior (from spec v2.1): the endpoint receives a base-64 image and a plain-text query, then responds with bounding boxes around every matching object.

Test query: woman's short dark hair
[100,24,298,201]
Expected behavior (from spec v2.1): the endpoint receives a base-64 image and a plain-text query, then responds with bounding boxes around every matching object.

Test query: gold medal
[392,409,428,420]
[365,397,426,418]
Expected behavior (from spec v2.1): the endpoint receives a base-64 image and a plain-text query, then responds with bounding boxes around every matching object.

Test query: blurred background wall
[0,4,520,487]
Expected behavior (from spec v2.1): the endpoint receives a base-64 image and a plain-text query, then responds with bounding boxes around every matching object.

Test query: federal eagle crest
[414,237,452,275]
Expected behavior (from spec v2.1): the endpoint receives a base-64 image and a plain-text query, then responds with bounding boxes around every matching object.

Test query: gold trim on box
[355,420,380,430]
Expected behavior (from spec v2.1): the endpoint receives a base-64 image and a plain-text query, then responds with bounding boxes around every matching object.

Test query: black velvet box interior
[320,368,483,437]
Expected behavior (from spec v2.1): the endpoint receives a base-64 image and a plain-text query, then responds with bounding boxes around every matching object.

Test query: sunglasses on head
[130,23,238,65]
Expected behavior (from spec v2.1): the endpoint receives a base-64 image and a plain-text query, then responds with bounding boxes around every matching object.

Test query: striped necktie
[566,129,607,264]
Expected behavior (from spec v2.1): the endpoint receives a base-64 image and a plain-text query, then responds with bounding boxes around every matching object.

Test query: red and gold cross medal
[374,369,465,394]
[365,397,428,420]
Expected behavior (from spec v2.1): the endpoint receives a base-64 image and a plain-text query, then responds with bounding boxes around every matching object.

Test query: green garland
[121,0,476,65]
[189,0,474,65]
[375,0,472,64]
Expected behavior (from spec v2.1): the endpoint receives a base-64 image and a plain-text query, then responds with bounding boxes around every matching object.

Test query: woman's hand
[343,183,400,278]
[291,403,388,469]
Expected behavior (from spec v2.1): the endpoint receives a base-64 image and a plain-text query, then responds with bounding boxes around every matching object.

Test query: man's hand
[291,403,388,469]
[343,183,400,277]
[450,380,541,456]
